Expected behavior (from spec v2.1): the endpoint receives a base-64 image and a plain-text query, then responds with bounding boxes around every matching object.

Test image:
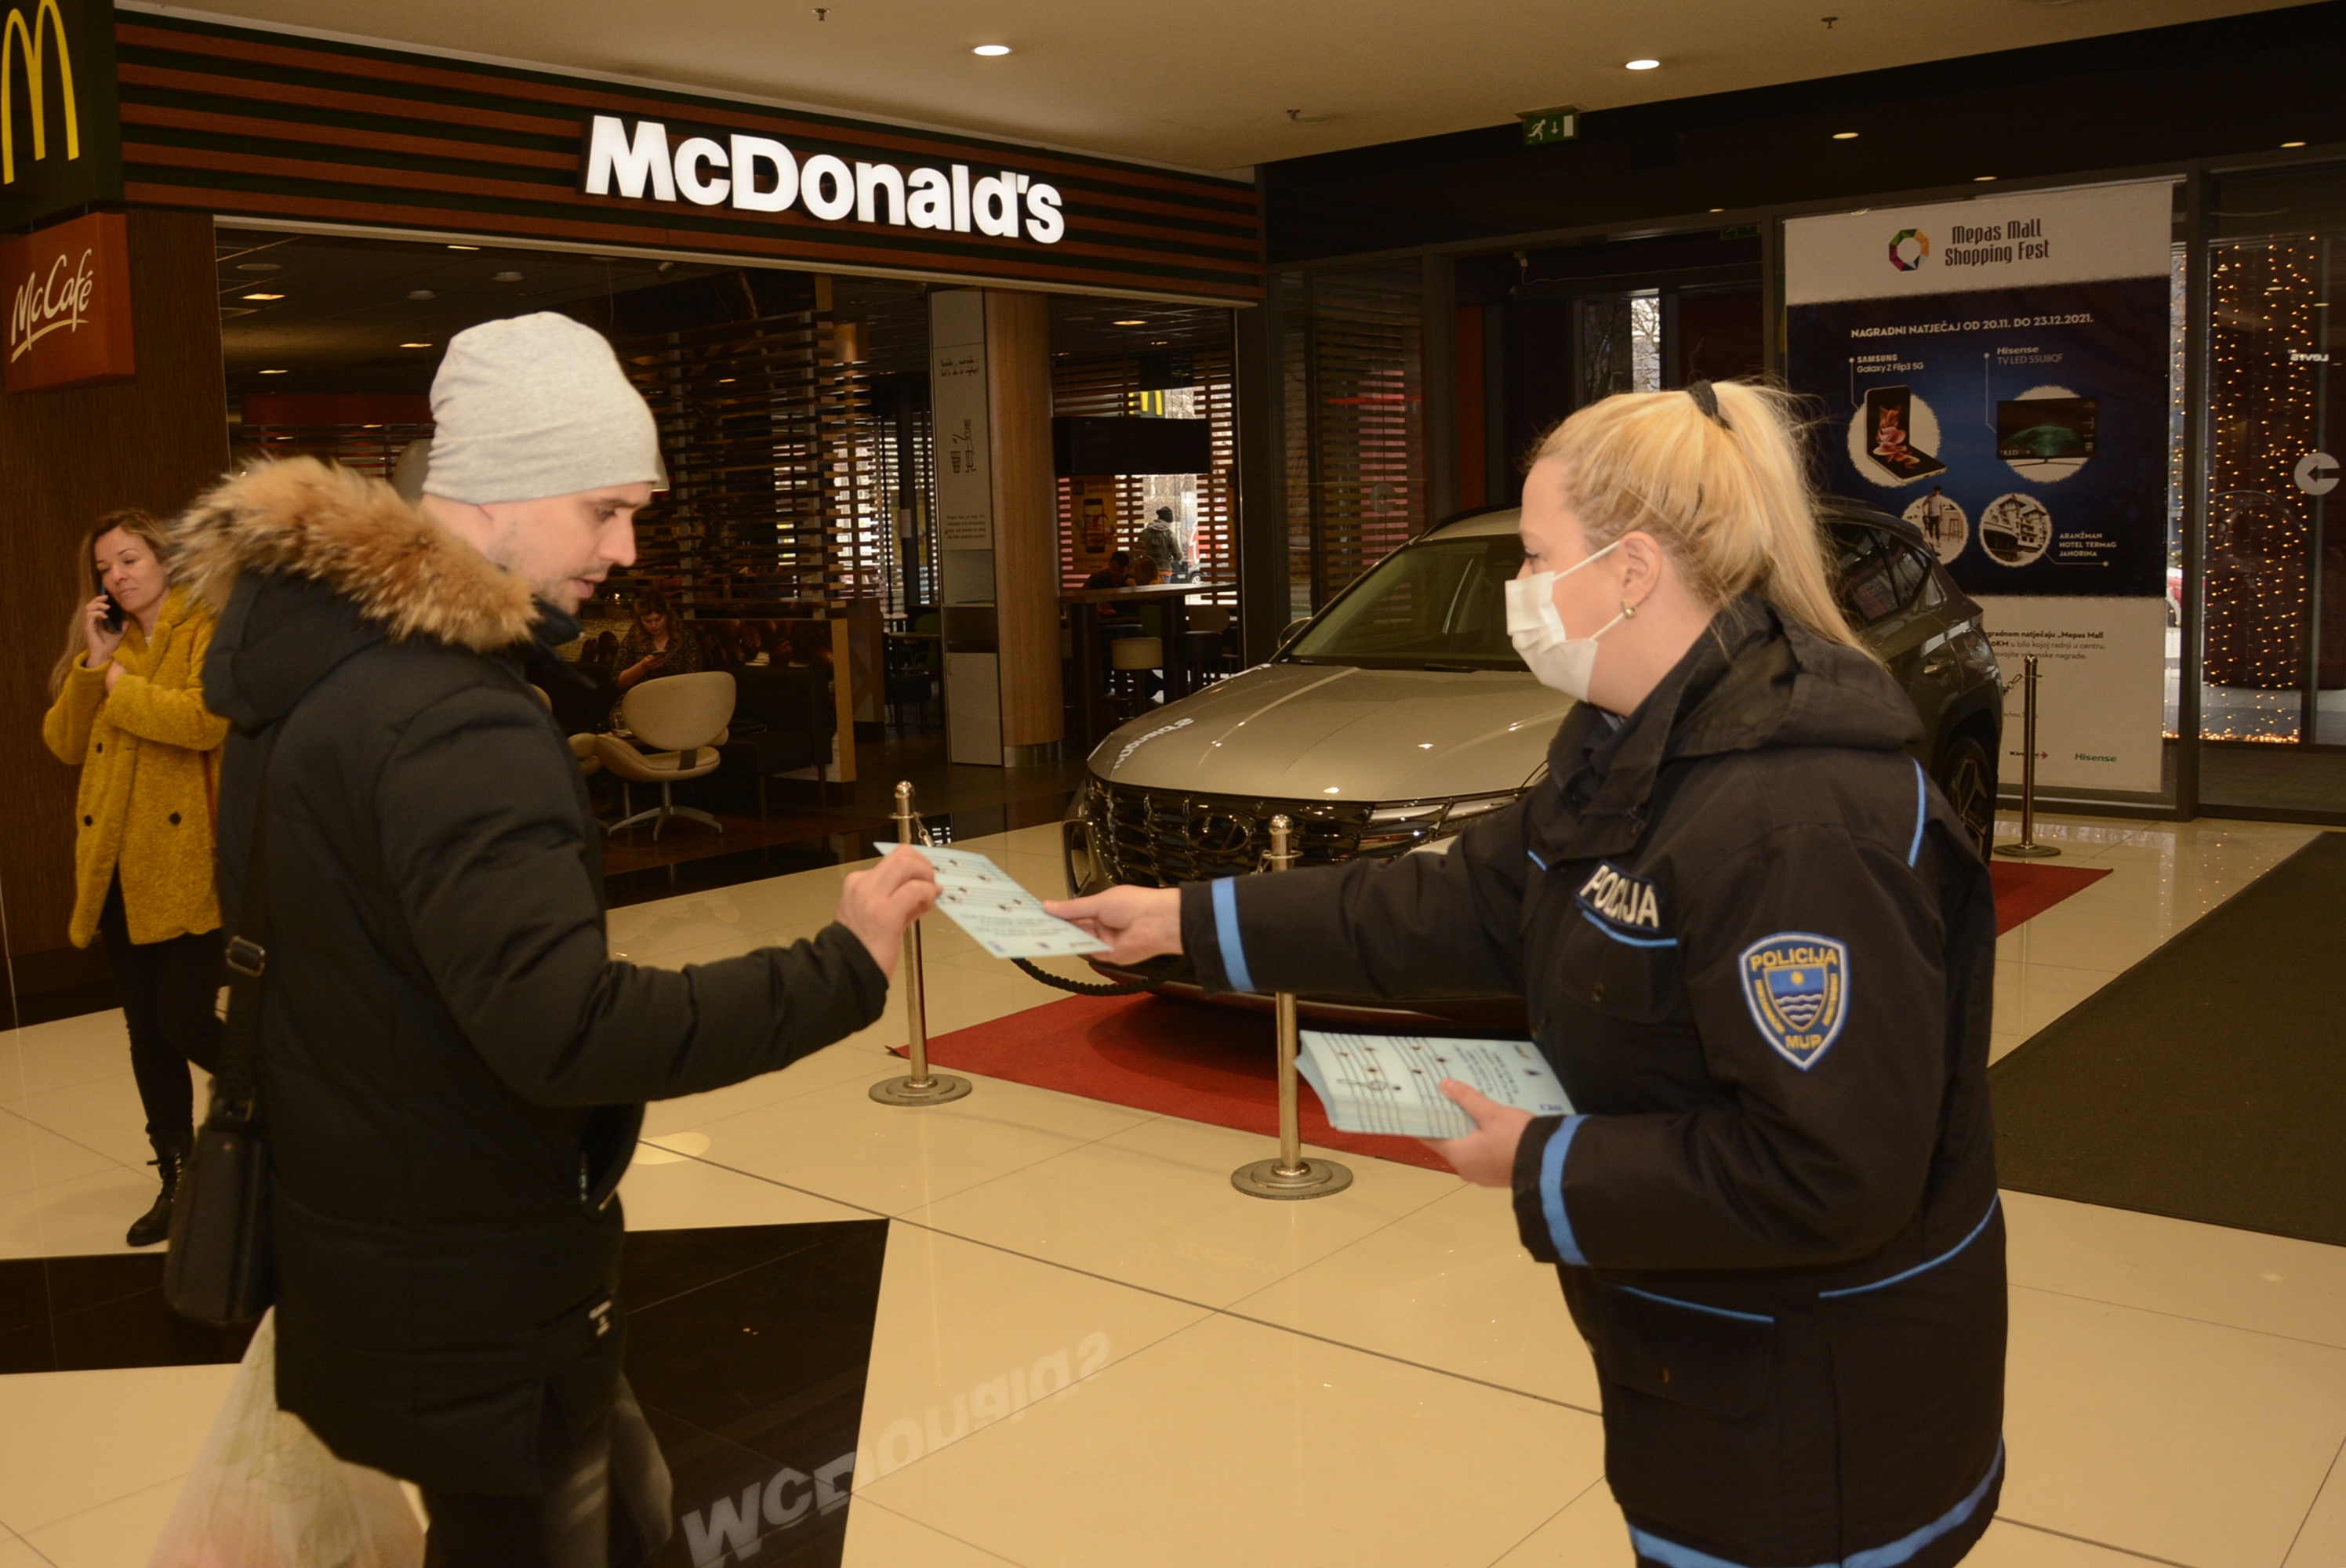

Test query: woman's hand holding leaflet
[1422,1080,1533,1186]
[1043,886,1181,964]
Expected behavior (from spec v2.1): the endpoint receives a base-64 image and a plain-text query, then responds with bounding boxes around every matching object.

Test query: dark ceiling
[216,227,1237,405]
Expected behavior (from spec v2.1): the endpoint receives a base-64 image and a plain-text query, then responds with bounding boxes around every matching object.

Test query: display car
[1061,500,2003,1025]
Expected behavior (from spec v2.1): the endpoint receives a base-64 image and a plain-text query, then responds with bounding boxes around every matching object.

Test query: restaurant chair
[1108,635,1164,721]
[1184,606,1233,685]
[592,671,735,840]
[568,733,603,777]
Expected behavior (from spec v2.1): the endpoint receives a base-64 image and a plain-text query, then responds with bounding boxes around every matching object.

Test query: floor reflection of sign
[2295,452,2340,495]
[2,209,132,391]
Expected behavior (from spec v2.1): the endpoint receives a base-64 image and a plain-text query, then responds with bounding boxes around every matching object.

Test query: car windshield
[1285,533,1527,670]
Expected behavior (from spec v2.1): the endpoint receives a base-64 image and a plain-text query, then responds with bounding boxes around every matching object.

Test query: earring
[1622,599,1638,619]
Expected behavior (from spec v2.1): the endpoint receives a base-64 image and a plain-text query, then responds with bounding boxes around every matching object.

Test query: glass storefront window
[2196,164,2346,816]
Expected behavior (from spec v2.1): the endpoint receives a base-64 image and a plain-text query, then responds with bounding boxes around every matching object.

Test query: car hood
[1088,662,1571,802]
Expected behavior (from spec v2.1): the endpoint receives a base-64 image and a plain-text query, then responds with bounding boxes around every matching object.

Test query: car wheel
[1933,733,1996,860]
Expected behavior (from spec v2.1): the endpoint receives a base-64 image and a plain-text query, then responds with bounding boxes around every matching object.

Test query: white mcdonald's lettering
[9,243,92,360]
[1,0,78,187]
[579,114,1066,245]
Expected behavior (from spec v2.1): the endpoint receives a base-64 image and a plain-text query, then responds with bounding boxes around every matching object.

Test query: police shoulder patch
[1738,932,1850,1070]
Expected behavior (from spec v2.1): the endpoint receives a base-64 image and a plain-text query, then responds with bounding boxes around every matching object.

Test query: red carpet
[898,862,2108,1164]
[1990,860,2109,933]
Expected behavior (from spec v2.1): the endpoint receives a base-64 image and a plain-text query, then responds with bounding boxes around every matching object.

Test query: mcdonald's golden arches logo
[0,0,78,186]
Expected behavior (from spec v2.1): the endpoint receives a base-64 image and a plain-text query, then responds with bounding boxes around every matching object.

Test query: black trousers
[96,876,223,1151]
[421,1378,672,1568]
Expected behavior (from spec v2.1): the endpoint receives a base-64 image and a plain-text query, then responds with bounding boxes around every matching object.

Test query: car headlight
[1360,791,1519,855]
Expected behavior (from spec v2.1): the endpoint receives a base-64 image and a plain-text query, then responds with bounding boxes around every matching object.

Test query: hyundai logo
[1184,809,1254,855]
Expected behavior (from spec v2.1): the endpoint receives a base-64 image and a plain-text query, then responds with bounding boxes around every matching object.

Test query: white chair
[568,733,603,777]
[591,671,735,839]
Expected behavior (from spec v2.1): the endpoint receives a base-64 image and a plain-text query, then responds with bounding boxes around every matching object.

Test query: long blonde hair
[1528,380,1865,652]
[49,509,172,699]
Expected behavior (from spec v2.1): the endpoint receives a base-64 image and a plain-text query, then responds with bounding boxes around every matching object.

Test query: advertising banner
[1785,180,2174,792]
[1067,477,1119,575]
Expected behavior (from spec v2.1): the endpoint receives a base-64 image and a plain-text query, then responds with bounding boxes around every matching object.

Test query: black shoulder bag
[163,734,278,1325]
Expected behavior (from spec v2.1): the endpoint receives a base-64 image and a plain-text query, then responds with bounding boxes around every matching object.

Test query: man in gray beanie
[180,313,935,1567]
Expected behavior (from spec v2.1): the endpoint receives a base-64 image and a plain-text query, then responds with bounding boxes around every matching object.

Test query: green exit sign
[1519,107,1580,146]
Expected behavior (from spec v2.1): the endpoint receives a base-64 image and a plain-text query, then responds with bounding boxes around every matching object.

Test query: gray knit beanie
[423,313,663,503]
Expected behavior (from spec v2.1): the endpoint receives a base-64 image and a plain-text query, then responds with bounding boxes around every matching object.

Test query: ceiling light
[1708,207,1724,213]
[493,270,524,282]
[408,289,436,299]
[399,341,433,348]
[1832,131,1860,140]
[2282,141,2307,148]
[447,244,480,251]
[1151,339,1169,345]
[241,292,284,300]
[1974,175,1997,182]
[1113,318,1146,326]
[1625,58,1660,71]
[971,43,1011,56]
[258,368,289,375]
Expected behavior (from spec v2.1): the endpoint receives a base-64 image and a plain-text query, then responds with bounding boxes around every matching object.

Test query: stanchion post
[1994,655,2061,860]
[1232,815,1353,1200]
[871,781,974,1105]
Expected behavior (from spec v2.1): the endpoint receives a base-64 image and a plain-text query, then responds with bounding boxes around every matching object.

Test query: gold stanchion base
[1230,1156,1353,1200]
[870,1073,974,1106]
[1992,841,2062,858]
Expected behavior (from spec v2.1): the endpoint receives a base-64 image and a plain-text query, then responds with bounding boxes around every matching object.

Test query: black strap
[215,731,278,1116]
[1687,379,1729,427]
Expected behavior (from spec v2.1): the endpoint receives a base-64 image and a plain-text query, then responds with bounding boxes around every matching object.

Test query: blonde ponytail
[1528,379,1866,654]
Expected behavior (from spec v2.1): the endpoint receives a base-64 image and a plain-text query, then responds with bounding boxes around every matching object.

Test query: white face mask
[1505,539,1626,702]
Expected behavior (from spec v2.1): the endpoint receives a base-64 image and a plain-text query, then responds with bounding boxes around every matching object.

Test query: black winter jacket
[178,459,888,1494]
[1180,599,2004,1568]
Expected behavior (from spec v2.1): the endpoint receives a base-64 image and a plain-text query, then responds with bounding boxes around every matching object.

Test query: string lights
[2204,239,2320,735]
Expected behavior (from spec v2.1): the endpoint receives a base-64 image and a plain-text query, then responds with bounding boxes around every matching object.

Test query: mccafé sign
[0,0,120,230]
[580,114,1068,245]
[2,210,133,392]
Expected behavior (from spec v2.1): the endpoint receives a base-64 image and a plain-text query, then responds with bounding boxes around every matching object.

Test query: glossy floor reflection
[0,815,2341,1566]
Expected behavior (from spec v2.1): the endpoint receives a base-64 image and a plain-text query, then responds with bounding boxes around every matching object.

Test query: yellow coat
[41,585,230,948]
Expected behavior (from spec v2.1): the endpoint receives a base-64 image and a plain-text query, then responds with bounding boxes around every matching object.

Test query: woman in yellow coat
[42,509,230,1247]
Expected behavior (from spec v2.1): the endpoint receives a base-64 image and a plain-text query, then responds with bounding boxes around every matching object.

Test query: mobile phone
[100,592,125,634]
[1862,386,1947,480]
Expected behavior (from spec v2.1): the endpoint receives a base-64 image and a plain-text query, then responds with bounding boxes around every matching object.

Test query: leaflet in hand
[1296,1033,1572,1140]
[873,842,1110,960]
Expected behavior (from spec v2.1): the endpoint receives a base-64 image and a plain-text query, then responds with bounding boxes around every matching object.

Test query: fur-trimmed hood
[171,456,537,653]
[177,458,570,734]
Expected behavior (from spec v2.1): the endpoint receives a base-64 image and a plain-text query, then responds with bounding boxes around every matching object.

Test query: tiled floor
[0,811,2338,1566]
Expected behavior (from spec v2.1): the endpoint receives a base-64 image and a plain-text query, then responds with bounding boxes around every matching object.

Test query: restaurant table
[1062,583,1208,752]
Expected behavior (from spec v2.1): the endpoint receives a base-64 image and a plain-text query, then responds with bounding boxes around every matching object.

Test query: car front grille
[1079,779,1517,889]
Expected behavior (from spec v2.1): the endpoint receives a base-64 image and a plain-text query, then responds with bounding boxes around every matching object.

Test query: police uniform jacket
[1179,598,2005,1568]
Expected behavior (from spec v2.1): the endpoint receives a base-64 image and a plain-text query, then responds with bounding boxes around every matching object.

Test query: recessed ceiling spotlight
[1113,318,1146,326]
[971,43,1011,56]
[1151,339,1169,345]
[493,270,524,281]
[241,292,284,300]
[447,244,481,251]
[1708,207,1724,213]
[399,341,434,348]
[1832,131,1860,140]
[1625,58,1660,71]
[258,368,289,375]
[2282,140,2308,148]
[408,289,436,299]
[1974,174,1997,182]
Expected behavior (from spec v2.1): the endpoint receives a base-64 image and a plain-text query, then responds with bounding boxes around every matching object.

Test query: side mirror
[1279,618,1312,646]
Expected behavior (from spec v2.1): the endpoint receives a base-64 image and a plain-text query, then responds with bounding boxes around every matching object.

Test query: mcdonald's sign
[0,0,116,230]
[1,209,131,390]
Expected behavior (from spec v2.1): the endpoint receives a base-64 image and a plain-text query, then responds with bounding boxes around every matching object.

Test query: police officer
[1048,380,2005,1568]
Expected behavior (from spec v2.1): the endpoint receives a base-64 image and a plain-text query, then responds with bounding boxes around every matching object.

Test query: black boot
[126,1141,189,1248]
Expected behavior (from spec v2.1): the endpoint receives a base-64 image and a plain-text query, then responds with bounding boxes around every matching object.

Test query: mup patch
[1739,933,1849,1069]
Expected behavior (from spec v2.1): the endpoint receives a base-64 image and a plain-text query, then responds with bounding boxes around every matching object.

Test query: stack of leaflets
[1297,1033,1572,1140]
[873,842,1109,960]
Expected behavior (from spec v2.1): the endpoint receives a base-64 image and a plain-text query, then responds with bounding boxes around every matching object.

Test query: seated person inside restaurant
[609,588,705,727]
[1083,549,1137,627]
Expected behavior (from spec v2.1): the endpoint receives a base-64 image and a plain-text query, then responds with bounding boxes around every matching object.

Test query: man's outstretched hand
[1042,885,1183,965]
[1421,1080,1534,1187]
[838,848,940,979]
